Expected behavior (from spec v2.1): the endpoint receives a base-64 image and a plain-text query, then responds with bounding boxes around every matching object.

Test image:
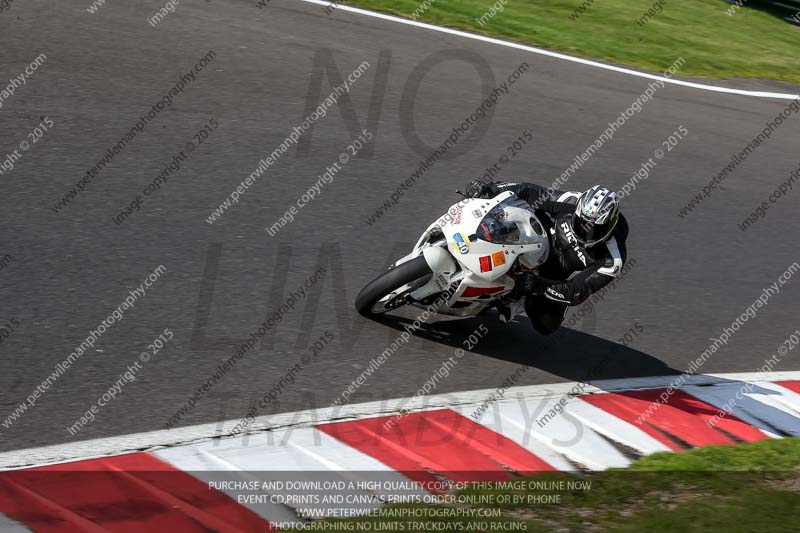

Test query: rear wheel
[355,256,432,317]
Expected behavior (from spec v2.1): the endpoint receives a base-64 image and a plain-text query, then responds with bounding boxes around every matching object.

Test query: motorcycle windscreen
[476,196,543,245]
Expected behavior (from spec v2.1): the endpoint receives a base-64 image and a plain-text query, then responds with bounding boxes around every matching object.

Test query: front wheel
[354,256,432,317]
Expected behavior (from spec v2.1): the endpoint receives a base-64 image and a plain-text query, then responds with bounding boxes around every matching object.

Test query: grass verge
[295,438,800,532]
[332,0,800,83]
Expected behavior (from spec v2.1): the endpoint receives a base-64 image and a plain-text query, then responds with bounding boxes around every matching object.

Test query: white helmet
[572,185,620,245]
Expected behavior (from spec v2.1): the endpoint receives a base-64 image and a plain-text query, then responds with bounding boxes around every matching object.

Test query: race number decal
[453,233,470,254]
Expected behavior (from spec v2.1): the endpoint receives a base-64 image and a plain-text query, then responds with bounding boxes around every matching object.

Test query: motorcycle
[355,191,550,319]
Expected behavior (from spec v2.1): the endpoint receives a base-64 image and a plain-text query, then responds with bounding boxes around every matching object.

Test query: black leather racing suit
[478,181,629,334]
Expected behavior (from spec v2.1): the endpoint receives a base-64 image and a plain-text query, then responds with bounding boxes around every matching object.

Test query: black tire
[355,256,432,317]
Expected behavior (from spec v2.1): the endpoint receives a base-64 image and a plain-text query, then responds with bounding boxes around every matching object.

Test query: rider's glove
[465,179,494,199]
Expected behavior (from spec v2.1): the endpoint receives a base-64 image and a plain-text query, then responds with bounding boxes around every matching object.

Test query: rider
[465,180,629,335]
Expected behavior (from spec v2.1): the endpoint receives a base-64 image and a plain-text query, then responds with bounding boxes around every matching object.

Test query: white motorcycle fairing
[392,192,550,317]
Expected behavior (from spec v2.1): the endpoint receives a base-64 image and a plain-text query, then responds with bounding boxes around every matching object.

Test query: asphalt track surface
[1,0,799,452]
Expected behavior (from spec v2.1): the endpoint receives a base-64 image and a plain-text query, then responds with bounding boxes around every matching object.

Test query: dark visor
[572,213,611,244]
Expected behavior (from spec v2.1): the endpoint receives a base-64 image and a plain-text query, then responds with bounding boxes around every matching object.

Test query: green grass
[339,0,800,83]
[295,438,800,532]
[628,436,800,471]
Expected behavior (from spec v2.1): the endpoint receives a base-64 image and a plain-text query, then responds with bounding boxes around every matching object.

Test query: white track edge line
[2,371,799,470]
[295,0,799,100]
